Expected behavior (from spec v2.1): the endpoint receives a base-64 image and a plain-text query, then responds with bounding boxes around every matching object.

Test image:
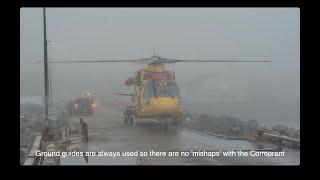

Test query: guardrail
[23,136,42,165]
[263,132,300,148]
[23,111,89,165]
[263,133,300,143]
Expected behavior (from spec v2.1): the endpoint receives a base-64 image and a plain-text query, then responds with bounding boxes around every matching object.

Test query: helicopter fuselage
[127,63,182,120]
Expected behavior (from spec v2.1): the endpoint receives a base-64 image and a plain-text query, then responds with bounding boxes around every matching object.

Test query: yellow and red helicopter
[38,52,270,128]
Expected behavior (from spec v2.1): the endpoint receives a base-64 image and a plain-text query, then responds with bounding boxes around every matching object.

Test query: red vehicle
[66,98,94,116]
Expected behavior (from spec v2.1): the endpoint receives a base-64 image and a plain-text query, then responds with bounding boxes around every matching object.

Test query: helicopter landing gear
[172,117,182,126]
[123,115,134,127]
[172,117,178,125]
[160,118,169,130]
[128,115,134,126]
[123,106,135,127]
[123,115,128,126]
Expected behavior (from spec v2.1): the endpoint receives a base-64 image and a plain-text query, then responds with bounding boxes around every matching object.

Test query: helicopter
[36,52,270,128]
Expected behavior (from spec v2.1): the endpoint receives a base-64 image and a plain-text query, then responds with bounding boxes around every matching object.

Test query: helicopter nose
[148,97,180,115]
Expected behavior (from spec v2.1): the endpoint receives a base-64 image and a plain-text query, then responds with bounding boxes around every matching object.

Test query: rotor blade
[133,61,154,65]
[160,58,271,63]
[34,58,151,64]
[131,58,154,64]
[174,60,272,62]
[112,93,133,96]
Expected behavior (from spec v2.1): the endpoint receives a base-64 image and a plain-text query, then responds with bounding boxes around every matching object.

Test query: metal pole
[49,59,53,106]
[43,7,49,120]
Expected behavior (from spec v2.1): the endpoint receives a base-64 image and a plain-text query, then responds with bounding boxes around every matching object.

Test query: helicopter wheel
[161,119,168,130]
[129,115,134,127]
[173,117,182,126]
[123,115,129,126]
[172,118,178,125]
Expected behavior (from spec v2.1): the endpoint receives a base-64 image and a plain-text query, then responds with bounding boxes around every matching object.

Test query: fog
[20,8,300,128]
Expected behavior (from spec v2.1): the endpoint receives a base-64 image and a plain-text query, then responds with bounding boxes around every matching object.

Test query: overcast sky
[20,8,300,128]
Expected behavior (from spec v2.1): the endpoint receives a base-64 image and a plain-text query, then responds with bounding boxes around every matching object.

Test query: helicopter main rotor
[34,54,271,64]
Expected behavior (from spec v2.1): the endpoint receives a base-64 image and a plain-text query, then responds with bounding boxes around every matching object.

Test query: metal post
[43,7,49,120]
[49,59,53,106]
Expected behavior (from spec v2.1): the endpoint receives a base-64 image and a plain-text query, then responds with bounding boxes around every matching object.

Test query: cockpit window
[144,80,179,99]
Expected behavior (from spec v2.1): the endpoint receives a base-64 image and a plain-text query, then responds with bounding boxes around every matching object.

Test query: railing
[23,136,42,165]
[263,132,300,148]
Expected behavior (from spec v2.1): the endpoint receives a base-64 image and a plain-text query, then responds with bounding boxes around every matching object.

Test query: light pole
[43,7,49,120]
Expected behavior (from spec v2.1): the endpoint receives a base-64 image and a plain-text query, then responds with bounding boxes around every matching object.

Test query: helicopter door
[142,84,152,110]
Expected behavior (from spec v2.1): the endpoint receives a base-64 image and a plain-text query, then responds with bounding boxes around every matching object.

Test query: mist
[20,8,300,129]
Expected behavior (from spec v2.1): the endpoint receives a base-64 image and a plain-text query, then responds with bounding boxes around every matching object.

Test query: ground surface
[59,107,299,165]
